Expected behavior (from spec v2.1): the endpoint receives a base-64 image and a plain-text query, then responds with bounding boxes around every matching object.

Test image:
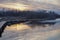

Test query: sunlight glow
[0,3,29,11]
[6,23,31,31]
[17,23,31,30]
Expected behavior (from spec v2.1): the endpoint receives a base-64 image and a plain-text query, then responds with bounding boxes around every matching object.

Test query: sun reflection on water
[6,23,31,31]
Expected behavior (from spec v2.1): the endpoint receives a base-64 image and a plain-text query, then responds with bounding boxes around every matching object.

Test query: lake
[0,19,60,40]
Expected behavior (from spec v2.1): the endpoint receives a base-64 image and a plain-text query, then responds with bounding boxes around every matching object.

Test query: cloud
[0,0,59,5]
[0,0,60,11]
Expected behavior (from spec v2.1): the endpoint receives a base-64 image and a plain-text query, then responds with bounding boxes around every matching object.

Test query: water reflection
[6,23,31,31]
[0,19,60,40]
[5,18,60,31]
[6,22,56,31]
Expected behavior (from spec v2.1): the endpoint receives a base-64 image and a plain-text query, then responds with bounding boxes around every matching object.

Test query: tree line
[0,10,60,20]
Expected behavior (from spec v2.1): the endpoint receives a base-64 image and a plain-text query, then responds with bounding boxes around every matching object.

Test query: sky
[0,0,59,5]
[0,0,60,11]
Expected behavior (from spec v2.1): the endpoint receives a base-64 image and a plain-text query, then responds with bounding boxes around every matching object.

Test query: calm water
[0,19,60,40]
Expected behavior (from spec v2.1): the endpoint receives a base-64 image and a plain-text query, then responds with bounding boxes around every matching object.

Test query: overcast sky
[0,0,59,5]
[0,0,60,11]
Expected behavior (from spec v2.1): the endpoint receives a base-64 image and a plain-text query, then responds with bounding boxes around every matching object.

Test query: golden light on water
[17,23,31,30]
[6,23,31,31]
